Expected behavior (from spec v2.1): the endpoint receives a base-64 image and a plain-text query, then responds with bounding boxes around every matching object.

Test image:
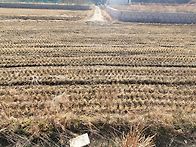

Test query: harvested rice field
[0,8,91,20]
[0,7,196,147]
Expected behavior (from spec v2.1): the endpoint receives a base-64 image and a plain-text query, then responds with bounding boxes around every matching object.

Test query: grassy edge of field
[0,109,195,146]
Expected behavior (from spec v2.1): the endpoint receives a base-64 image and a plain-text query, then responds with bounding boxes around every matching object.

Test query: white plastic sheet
[70,133,90,147]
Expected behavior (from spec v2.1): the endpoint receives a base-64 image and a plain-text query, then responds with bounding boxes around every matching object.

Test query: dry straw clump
[122,124,155,147]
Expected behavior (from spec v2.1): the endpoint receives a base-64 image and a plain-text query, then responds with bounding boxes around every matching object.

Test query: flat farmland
[0,8,91,20]
[0,7,196,146]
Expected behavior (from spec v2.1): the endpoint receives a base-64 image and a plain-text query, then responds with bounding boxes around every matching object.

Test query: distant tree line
[4,0,91,4]
[91,0,106,4]
[61,0,91,4]
[18,0,60,3]
[1,0,192,4]
[92,0,191,4]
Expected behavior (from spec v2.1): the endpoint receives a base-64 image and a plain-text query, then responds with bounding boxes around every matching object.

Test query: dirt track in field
[88,6,106,22]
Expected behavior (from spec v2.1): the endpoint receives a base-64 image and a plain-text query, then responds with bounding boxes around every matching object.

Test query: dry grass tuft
[122,124,155,147]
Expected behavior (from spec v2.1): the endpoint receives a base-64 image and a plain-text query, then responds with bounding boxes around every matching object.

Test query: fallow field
[0,7,195,146]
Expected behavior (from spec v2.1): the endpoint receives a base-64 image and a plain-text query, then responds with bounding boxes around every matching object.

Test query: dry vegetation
[0,7,196,146]
[0,8,91,20]
[113,3,196,13]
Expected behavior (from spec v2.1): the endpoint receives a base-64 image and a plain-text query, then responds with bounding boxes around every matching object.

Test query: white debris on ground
[70,133,90,147]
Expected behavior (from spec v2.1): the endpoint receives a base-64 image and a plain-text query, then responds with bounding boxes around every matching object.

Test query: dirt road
[88,6,106,22]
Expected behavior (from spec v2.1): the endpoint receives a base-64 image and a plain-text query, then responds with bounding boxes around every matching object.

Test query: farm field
[0,7,196,146]
[0,8,91,20]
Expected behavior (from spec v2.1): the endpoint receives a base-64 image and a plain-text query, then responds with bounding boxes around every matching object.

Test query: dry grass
[0,8,195,146]
[121,124,155,147]
[0,8,92,20]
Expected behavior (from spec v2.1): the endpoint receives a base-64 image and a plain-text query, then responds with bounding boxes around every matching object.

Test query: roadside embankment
[106,5,196,24]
